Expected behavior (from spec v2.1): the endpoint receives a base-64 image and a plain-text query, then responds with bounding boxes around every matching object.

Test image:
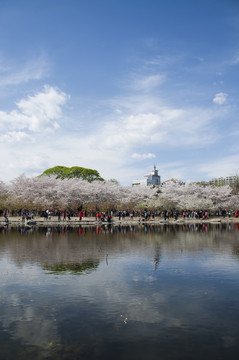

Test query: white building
[210,175,239,186]
[132,165,161,187]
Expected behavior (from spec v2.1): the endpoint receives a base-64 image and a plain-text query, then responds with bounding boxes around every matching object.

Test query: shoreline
[0,216,239,227]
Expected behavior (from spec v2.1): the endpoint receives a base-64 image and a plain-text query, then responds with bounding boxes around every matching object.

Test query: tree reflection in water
[1,223,239,359]
[43,260,99,275]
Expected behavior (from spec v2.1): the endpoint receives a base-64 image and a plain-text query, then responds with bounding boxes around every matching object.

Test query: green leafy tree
[40,166,104,182]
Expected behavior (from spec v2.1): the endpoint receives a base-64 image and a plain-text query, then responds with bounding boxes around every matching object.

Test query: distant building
[210,175,238,186]
[132,165,161,187]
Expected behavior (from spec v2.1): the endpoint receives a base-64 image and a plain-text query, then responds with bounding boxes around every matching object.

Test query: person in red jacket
[79,210,84,221]
[96,212,101,222]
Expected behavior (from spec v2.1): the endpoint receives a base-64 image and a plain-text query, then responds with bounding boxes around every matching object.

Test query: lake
[1,223,239,360]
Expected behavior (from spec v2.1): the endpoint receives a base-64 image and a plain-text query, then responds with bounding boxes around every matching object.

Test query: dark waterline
[1,223,239,359]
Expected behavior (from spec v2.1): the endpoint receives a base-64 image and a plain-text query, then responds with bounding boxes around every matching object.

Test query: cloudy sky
[0,0,239,184]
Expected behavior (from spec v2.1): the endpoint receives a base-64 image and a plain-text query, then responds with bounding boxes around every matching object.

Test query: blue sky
[0,0,239,184]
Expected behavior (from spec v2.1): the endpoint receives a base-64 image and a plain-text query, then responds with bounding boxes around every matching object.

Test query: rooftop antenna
[153,164,159,177]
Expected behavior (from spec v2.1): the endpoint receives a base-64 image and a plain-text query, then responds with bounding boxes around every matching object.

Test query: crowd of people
[0,208,239,223]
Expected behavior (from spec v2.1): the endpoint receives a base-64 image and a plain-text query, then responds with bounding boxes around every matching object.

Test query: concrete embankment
[0,216,238,227]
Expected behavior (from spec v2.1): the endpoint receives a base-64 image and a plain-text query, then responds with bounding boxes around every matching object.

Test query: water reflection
[1,224,239,359]
[43,260,99,275]
[1,221,238,236]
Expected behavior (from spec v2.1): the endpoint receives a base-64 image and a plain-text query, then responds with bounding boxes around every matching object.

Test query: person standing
[63,211,66,221]
[57,210,61,222]
[79,210,84,221]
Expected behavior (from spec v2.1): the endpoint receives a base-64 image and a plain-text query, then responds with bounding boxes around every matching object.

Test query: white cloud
[213,92,228,105]
[129,74,165,92]
[21,156,50,171]
[231,53,239,65]
[96,105,218,152]
[0,85,68,134]
[131,152,156,160]
[0,131,33,143]
[0,66,232,185]
[7,153,52,180]
[17,85,67,131]
[32,99,219,184]
[0,55,50,87]
[198,154,239,178]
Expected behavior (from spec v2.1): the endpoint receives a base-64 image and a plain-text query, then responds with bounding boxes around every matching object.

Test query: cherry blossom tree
[1,174,239,214]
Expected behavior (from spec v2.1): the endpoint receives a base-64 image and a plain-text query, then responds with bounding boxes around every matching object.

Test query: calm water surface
[1,223,239,360]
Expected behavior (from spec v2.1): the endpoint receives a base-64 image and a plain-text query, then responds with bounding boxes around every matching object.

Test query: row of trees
[1,174,239,214]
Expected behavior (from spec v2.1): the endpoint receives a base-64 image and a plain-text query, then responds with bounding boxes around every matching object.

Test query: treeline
[0,174,239,214]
